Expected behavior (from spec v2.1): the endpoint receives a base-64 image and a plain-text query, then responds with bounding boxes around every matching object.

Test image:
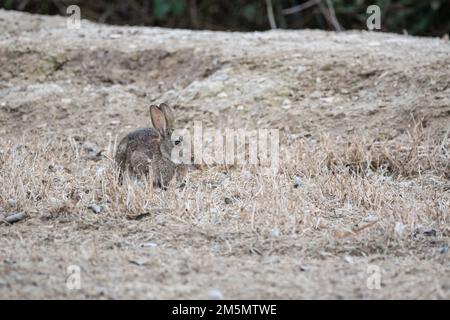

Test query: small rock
[88,204,102,214]
[270,228,280,238]
[208,289,224,300]
[7,199,17,208]
[282,99,292,109]
[211,73,229,81]
[115,240,132,248]
[224,197,232,205]
[4,212,26,224]
[394,222,407,237]
[48,164,65,173]
[321,96,335,104]
[439,244,449,254]
[139,242,158,248]
[95,166,105,176]
[287,134,297,145]
[129,257,148,266]
[344,255,354,264]
[293,176,302,188]
[72,135,85,142]
[82,142,97,153]
[423,229,437,237]
[310,91,321,99]
[296,66,306,74]
[299,265,311,272]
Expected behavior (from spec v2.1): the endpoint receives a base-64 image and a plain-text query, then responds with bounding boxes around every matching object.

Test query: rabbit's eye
[174,136,183,145]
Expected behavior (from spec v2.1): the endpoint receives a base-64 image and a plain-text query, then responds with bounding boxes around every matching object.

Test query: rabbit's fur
[115,103,187,188]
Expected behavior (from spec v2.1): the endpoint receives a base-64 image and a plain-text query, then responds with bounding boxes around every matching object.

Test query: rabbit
[115,103,187,188]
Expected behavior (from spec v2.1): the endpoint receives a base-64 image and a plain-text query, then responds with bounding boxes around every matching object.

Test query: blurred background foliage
[1,0,449,36]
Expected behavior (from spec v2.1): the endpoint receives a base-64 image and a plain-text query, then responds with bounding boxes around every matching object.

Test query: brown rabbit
[115,103,187,188]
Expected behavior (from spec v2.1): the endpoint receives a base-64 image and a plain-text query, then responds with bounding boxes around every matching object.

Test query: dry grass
[2,123,448,242]
[1,102,449,300]
[1,10,449,299]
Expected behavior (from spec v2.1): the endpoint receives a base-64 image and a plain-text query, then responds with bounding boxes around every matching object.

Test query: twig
[318,1,342,32]
[275,1,287,28]
[325,0,343,31]
[266,0,277,29]
[190,0,200,29]
[282,0,322,15]
[17,0,30,11]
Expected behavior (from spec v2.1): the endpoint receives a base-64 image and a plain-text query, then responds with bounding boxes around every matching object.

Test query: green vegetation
[1,0,449,36]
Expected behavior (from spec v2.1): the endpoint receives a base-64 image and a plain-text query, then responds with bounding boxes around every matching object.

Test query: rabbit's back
[116,128,161,175]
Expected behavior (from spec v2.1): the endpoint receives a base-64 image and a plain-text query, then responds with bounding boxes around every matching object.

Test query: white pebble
[271,228,280,238]
[344,256,354,264]
[394,222,407,237]
[208,289,224,300]
[139,242,158,248]
[88,204,102,214]
[293,176,302,188]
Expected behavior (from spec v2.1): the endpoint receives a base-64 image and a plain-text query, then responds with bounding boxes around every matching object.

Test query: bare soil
[0,10,449,299]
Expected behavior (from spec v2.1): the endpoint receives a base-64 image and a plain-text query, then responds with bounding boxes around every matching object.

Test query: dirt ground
[0,10,449,299]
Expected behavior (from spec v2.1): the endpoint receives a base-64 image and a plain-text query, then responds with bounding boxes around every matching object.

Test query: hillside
[0,10,449,299]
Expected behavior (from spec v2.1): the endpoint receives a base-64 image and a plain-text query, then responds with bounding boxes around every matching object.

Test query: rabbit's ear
[160,103,174,129]
[150,105,167,136]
